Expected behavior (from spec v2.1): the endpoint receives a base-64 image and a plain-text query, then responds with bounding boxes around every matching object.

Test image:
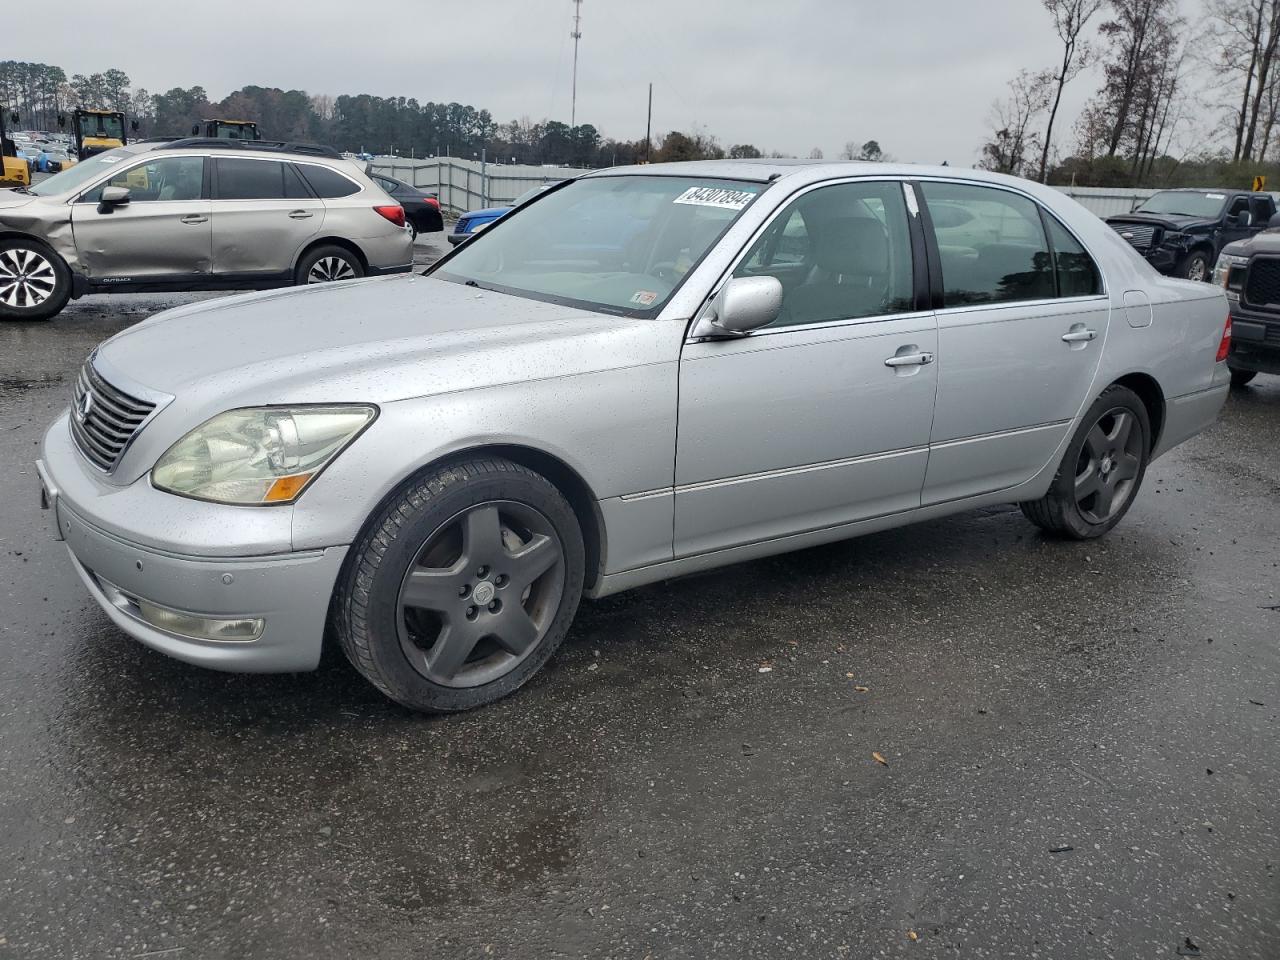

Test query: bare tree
[979,70,1052,175]
[1092,0,1181,158]
[1038,0,1104,181]
[1208,0,1280,161]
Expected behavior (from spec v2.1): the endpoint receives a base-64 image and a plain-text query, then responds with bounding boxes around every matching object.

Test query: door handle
[288,210,314,219]
[179,214,208,224]
[884,351,935,368]
[1061,328,1097,343]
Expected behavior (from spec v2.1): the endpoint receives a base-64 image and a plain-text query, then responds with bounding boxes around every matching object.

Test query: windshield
[436,176,764,316]
[78,113,124,141]
[1134,191,1228,218]
[28,148,132,196]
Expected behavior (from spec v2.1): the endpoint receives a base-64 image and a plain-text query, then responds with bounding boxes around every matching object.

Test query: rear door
[71,154,211,280]
[917,180,1110,504]
[210,157,323,278]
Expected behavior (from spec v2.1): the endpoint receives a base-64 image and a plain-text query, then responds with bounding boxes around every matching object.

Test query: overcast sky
[8,0,1104,164]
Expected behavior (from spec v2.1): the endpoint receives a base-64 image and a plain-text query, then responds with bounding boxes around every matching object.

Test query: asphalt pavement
[1,250,1277,958]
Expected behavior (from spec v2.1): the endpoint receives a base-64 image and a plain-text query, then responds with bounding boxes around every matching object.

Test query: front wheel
[335,457,585,712]
[1180,250,1211,282]
[295,245,365,285]
[1229,367,1257,388]
[0,239,71,322]
[1020,385,1151,540]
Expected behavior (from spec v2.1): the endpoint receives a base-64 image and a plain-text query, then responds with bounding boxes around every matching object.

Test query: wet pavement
[1,251,1278,958]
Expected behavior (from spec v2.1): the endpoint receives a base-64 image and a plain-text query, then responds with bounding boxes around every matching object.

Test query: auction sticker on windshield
[674,186,758,210]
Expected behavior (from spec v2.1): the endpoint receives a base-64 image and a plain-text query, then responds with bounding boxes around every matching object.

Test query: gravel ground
[0,257,1277,959]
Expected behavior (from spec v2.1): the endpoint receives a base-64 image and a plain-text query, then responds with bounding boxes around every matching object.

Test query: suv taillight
[1216,314,1232,363]
[374,205,405,228]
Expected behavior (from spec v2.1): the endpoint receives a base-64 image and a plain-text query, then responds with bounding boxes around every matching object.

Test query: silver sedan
[38,161,1232,712]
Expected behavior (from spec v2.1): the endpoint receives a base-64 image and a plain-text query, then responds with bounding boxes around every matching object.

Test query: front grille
[1110,223,1157,250]
[1244,257,1280,309]
[69,361,156,472]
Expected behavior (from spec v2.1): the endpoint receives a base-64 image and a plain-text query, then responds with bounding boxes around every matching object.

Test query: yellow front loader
[1,106,31,189]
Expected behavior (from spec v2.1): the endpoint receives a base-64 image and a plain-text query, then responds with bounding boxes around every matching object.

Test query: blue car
[448,183,559,245]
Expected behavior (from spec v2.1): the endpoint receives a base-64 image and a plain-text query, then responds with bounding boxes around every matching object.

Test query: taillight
[374,205,405,228]
[1216,314,1232,362]
[424,196,440,209]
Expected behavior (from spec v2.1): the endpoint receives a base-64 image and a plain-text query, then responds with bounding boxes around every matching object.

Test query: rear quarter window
[298,164,362,198]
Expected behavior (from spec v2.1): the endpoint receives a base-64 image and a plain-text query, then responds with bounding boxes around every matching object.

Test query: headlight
[152,405,376,505]
[1212,253,1250,290]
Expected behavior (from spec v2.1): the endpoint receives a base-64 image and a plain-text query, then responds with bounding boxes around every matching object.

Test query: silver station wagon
[37,161,1232,712]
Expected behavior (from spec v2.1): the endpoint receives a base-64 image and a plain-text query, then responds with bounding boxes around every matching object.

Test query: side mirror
[1268,212,1280,230]
[1234,210,1253,228]
[99,186,131,207]
[692,275,784,337]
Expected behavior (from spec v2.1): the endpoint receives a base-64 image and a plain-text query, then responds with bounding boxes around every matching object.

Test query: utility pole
[645,82,652,163]
[570,0,583,128]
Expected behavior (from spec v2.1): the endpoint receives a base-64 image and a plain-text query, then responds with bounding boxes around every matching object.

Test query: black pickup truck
[1215,233,1280,386]
[1106,189,1276,281]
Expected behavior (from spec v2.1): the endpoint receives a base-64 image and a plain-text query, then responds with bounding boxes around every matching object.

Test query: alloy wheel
[0,247,56,308]
[307,256,357,283]
[396,501,566,688]
[1073,407,1143,524]
[1186,256,1208,282]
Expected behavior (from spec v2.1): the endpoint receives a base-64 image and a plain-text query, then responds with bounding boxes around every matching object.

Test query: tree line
[983,0,1280,187]
[0,60,890,171]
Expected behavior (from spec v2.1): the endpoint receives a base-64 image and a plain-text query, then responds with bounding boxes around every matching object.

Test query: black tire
[335,457,585,713]
[294,244,365,285]
[407,220,419,242]
[0,238,71,322]
[1229,367,1257,388]
[1179,250,1211,282]
[1019,385,1152,540]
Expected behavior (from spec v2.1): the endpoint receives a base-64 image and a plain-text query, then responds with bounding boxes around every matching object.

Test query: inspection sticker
[1206,192,1226,199]
[630,290,659,306]
[100,156,123,163]
[673,186,756,210]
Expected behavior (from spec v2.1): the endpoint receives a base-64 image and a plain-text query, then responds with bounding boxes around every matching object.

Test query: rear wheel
[0,239,71,322]
[295,245,364,285]
[1229,367,1257,388]
[335,457,585,713]
[1020,385,1151,540]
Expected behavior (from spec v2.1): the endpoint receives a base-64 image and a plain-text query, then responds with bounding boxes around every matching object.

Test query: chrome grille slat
[68,359,157,472]
[1109,223,1157,251]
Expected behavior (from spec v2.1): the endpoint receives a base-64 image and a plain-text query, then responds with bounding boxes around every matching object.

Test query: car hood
[1224,225,1280,253]
[96,274,663,409]
[0,189,36,213]
[1106,212,1216,231]
[460,206,511,222]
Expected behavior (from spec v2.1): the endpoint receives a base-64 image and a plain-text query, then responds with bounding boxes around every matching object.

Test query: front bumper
[38,419,348,673]
[1226,304,1280,374]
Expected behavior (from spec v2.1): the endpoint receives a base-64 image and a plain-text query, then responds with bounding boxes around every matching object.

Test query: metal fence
[368,157,582,215]
[368,160,1272,222]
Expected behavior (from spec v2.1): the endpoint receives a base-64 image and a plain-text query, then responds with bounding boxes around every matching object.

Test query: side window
[297,164,361,198]
[215,158,289,200]
[1250,195,1272,223]
[283,163,313,199]
[921,181,1054,306]
[1227,196,1250,219]
[81,156,204,203]
[733,181,914,327]
[1044,215,1102,298]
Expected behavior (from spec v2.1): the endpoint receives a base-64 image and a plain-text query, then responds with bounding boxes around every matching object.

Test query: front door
[71,155,211,280]
[675,180,938,558]
[916,180,1112,504]
[211,157,323,278]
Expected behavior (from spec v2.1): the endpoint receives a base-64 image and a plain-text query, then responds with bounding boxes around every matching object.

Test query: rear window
[298,164,362,198]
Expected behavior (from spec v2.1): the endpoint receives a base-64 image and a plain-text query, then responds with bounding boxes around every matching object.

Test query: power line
[570,0,583,128]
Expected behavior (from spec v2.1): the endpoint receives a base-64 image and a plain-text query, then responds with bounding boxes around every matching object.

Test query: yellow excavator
[192,118,260,140]
[65,108,132,160]
[1,105,31,189]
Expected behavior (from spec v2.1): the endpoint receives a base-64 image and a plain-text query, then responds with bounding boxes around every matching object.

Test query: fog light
[97,577,264,643]
[135,600,264,643]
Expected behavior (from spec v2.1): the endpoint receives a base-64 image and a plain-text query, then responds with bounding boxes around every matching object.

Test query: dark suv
[1214,235,1280,387]
[1106,189,1275,281]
